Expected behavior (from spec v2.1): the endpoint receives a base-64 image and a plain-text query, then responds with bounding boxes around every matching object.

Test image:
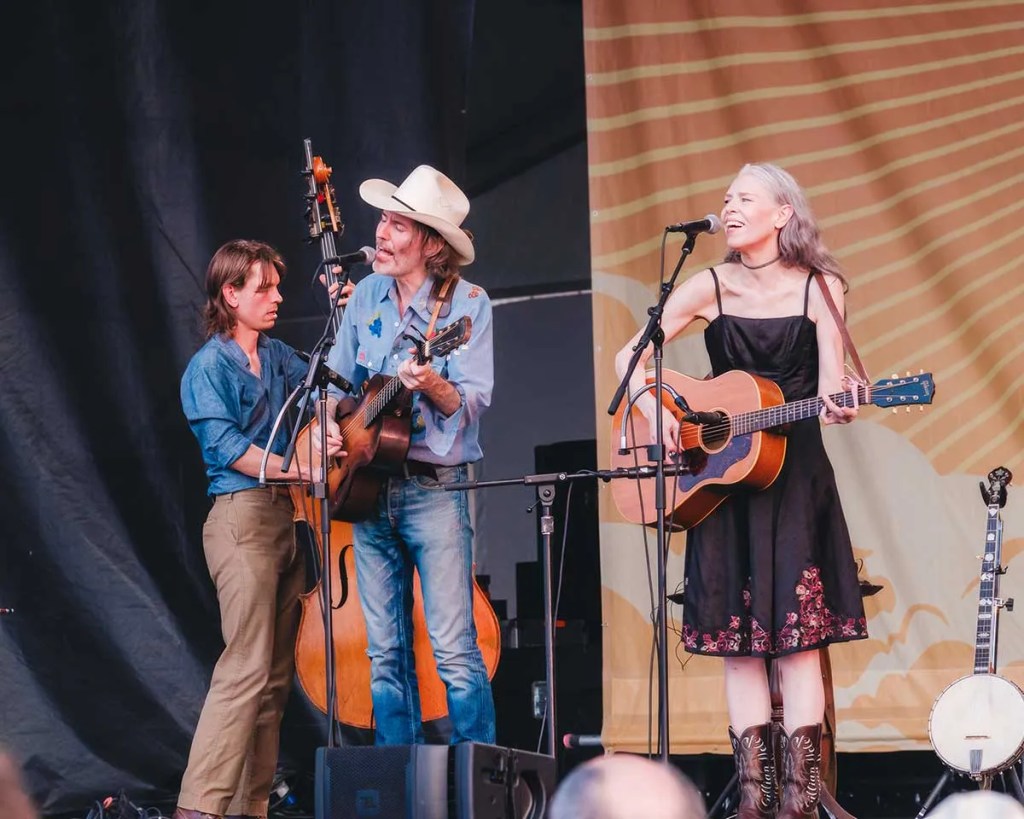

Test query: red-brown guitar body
[610,367,935,530]
[328,374,413,522]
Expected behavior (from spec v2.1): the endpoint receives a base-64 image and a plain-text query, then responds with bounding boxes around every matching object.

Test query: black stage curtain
[0,0,473,812]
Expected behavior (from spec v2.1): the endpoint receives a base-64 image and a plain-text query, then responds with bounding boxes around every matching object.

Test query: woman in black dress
[614,163,868,819]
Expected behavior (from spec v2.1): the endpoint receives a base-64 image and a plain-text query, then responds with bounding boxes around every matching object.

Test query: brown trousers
[177,486,304,817]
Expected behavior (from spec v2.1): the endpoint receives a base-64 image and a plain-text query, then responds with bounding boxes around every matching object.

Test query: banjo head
[928,674,1024,777]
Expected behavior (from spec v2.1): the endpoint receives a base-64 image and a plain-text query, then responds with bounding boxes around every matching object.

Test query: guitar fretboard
[974,506,1004,674]
[729,385,871,436]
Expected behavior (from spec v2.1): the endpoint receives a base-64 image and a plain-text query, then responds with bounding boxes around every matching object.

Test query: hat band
[391,194,417,211]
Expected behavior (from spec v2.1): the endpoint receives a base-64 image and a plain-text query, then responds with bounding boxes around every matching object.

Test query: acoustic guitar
[610,368,935,530]
[327,316,472,522]
[927,466,1024,781]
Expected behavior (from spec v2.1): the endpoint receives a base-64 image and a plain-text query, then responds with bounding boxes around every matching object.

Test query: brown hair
[410,222,469,281]
[203,239,286,338]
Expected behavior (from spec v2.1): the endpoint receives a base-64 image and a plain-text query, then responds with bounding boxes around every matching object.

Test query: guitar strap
[813,271,869,383]
[425,277,456,339]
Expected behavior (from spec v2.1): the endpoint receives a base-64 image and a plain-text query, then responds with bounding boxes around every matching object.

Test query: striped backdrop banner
[584,0,1024,753]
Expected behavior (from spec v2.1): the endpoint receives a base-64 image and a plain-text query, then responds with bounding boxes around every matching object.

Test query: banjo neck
[973,466,1013,675]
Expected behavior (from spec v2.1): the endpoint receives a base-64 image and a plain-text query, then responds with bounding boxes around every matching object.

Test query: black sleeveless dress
[681,270,868,658]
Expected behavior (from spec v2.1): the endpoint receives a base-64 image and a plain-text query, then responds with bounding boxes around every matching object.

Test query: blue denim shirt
[181,333,308,495]
[326,273,493,464]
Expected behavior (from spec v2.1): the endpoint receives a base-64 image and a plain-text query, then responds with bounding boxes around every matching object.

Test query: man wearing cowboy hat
[324,165,495,745]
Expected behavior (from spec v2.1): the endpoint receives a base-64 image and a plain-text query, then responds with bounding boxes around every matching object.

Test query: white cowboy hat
[359,165,475,265]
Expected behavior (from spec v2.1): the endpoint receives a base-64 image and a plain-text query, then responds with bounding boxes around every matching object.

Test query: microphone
[325,246,376,267]
[293,350,354,394]
[665,214,722,235]
[682,410,726,426]
[563,733,603,749]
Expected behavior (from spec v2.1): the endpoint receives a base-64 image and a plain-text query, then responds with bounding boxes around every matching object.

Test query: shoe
[729,723,778,819]
[172,808,222,819]
[777,723,822,819]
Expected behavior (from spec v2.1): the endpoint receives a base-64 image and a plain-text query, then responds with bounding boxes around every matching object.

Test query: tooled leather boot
[777,723,822,819]
[729,723,778,819]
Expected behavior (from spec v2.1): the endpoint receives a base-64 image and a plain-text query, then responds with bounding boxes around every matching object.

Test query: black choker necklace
[740,254,780,270]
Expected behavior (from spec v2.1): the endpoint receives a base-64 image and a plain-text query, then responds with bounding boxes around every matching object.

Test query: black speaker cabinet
[314,745,449,819]
[314,743,557,819]
[453,743,556,819]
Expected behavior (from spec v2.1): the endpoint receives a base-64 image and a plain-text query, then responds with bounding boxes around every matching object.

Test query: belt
[403,460,440,480]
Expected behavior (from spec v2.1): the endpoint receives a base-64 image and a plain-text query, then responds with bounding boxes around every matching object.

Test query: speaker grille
[315,745,448,819]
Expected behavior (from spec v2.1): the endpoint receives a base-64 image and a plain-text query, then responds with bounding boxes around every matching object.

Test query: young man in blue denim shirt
[176,240,343,819]
[325,166,496,745]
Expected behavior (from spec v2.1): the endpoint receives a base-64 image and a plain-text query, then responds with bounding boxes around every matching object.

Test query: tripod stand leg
[1009,765,1024,803]
[707,771,738,818]
[915,769,952,818]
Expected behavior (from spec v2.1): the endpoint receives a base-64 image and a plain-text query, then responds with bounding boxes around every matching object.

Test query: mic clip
[682,410,726,426]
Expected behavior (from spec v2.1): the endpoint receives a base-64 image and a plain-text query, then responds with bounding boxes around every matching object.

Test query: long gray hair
[723,162,848,290]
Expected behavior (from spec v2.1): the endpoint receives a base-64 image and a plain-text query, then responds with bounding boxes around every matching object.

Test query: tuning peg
[906,407,911,413]
[891,373,898,378]
[919,406,924,412]
[892,408,898,414]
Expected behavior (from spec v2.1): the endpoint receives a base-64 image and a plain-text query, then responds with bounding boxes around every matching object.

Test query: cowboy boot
[777,723,822,819]
[729,723,778,819]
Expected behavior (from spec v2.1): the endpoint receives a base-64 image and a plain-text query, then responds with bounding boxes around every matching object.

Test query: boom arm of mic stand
[607,232,697,417]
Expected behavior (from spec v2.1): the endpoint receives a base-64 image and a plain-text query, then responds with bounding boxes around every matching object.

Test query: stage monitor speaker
[453,743,556,819]
[315,743,557,819]
[314,745,449,819]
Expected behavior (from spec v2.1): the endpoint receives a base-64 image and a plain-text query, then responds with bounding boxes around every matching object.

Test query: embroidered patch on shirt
[468,286,481,299]
[368,314,382,338]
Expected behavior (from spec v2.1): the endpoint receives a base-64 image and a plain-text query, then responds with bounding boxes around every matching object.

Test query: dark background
[0,0,598,814]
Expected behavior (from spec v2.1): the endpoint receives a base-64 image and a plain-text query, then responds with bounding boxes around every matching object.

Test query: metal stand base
[915,765,1024,818]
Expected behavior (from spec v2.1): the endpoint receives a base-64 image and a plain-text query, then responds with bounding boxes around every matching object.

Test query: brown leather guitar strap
[425,277,455,339]
[813,271,869,383]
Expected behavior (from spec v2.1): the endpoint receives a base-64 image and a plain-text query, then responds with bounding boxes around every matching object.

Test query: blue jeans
[353,464,496,745]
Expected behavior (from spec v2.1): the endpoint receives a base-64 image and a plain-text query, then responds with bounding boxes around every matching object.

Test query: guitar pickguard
[678,435,752,493]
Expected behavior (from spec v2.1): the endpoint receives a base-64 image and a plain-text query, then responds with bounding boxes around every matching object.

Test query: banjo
[927,466,1024,780]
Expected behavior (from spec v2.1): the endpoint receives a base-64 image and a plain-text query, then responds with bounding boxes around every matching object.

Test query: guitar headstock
[981,466,1013,508]
[868,372,936,409]
[406,316,473,364]
[302,138,344,240]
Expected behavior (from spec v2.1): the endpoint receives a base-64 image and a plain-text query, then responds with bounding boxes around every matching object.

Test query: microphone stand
[262,277,351,749]
[607,230,699,763]
[436,465,687,764]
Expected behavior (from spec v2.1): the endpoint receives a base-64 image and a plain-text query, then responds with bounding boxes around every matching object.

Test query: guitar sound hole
[698,415,730,453]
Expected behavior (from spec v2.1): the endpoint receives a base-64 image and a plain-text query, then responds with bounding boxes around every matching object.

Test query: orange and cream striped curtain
[584,0,1024,753]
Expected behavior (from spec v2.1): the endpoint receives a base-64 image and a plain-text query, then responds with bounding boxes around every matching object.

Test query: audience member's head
[928,791,1024,819]
[0,751,38,819]
[549,753,705,819]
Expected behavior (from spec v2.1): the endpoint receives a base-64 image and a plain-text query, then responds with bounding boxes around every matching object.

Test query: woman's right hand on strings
[641,403,682,460]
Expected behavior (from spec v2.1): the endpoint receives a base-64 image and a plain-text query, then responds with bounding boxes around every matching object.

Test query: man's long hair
[723,162,848,290]
[203,239,286,338]
[411,222,472,281]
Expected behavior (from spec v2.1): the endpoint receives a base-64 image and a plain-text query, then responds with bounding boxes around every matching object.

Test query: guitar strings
[676,381,924,439]
[337,327,461,440]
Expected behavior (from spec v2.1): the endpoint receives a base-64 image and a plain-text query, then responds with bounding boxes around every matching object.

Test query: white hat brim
[360,179,475,265]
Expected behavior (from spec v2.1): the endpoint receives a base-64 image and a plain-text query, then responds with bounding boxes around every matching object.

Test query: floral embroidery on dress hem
[682,566,868,655]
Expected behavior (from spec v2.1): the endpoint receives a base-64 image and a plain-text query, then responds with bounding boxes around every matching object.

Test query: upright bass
[289,141,500,729]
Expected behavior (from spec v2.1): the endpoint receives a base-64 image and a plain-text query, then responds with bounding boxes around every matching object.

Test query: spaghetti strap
[709,267,723,316]
[803,272,814,317]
